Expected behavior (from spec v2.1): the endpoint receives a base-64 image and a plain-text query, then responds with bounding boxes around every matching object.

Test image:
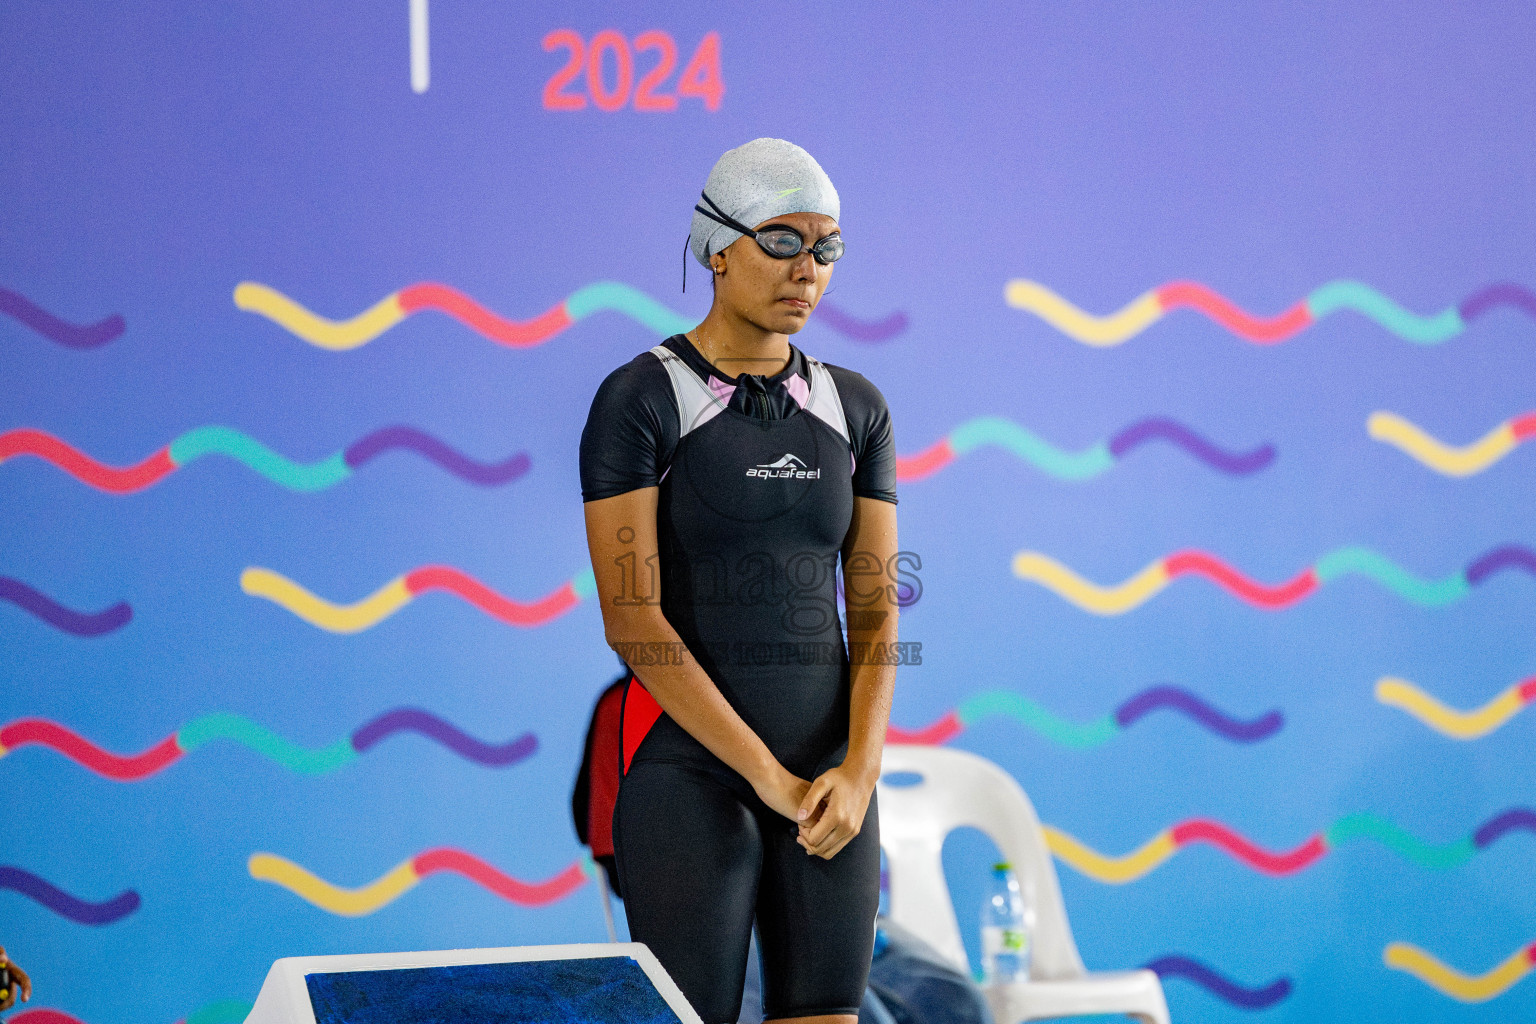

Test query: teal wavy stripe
[1324,812,1477,870]
[1313,547,1471,606]
[567,281,695,337]
[176,712,359,774]
[186,1000,255,1024]
[1305,282,1464,345]
[957,691,1119,749]
[948,417,1115,481]
[168,426,352,492]
[572,567,597,600]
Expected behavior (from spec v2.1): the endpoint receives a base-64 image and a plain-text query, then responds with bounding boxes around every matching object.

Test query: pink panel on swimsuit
[784,373,810,409]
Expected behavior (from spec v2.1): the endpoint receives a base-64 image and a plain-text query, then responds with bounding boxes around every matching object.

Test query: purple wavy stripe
[342,426,531,486]
[813,301,908,343]
[350,708,538,766]
[1114,685,1283,743]
[0,577,131,637]
[0,288,125,349]
[1473,808,1536,849]
[1458,283,1536,323]
[0,865,140,925]
[1107,418,1275,475]
[1465,545,1536,586]
[1144,955,1291,1010]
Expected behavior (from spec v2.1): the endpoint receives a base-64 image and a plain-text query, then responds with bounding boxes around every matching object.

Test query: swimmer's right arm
[583,487,810,821]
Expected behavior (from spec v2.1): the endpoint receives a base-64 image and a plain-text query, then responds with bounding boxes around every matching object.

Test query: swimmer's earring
[684,242,726,294]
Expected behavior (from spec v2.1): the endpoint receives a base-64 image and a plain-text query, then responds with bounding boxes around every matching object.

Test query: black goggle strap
[694,191,760,238]
[691,192,764,290]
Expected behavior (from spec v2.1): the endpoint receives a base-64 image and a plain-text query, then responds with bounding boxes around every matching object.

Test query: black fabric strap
[694,191,758,237]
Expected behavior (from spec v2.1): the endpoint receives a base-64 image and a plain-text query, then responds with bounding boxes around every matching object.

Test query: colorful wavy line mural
[1144,955,1292,1011]
[1044,808,1536,883]
[0,865,139,925]
[895,417,1274,482]
[1004,279,1536,347]
[1376,675,1536,740]
[1384,938,1536,1003]
[0,288,125,349]
[0,577,130,636]
[178,1000,254,1024]
[1368,410,1536,477]
[12,999,255,1024]
[248,848,589,916]
[235,281,906,349]
[0,426,530,493]
[809,303,909,343]
[241,566,596,633]
[13,1013,85,1024]
[1011,544,1536,615]
[885,685,1281,747]
[0,710,536,781]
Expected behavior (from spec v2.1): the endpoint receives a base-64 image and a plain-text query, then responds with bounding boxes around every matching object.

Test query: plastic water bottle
[980,861,1033,983]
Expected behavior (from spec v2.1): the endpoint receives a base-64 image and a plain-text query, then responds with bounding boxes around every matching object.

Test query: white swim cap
[688,138,840,268]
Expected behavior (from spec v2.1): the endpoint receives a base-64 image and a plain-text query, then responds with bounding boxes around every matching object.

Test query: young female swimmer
[581,138,901,1024]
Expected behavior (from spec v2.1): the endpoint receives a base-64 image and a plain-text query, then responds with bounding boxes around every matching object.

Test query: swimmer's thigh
[614,760,763,1024]
[754,789,881,1019]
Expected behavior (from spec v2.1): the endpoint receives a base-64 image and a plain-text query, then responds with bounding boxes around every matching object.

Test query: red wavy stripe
[895,440,954,482]
[1165,552,1319,609]
[13,1011,85,1024]
[1170,820,1327,875]
[398,284,574,348]
[0,720,181,780]
[887,712,963,745]
[412,848,587,905]
[0,430,175,493]
[403,567,580,626]
[1518,676,1536,703]
[1156,282,1312,344]
[1510,413,1536,442]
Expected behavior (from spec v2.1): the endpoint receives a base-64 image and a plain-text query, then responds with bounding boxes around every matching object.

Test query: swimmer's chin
[768,305,813,333]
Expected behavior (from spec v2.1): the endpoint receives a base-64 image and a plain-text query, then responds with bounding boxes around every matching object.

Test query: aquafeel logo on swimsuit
[746,453,820,480]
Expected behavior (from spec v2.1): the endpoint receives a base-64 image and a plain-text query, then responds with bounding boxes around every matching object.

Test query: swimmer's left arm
[798,495,899,859]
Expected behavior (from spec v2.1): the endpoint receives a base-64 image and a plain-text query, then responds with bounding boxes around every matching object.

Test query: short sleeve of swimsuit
[579,353,680,502]
[822,363,898,505]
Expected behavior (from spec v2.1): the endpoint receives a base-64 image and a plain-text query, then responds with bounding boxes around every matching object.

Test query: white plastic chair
[877,743,1170,1024]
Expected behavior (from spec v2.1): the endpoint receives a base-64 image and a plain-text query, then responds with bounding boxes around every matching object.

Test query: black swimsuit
[579,333,897,1022]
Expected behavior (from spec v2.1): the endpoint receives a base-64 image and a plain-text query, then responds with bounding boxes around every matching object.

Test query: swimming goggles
[694,192,845,265]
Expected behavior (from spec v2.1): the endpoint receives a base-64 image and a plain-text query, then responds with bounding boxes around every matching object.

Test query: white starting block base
[243,942,703,1024]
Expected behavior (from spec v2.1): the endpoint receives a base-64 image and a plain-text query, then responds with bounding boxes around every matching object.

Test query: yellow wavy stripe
[1366,412,1518,477]
[1003,280,1164,347]
[1384,941,1533,1003]
[249,852,419,917]
[233,283,405,351]
[1011,552,1170,615]
[1375,677,1528,740]
[240,568,412,634]
[1043,826,1179,883]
